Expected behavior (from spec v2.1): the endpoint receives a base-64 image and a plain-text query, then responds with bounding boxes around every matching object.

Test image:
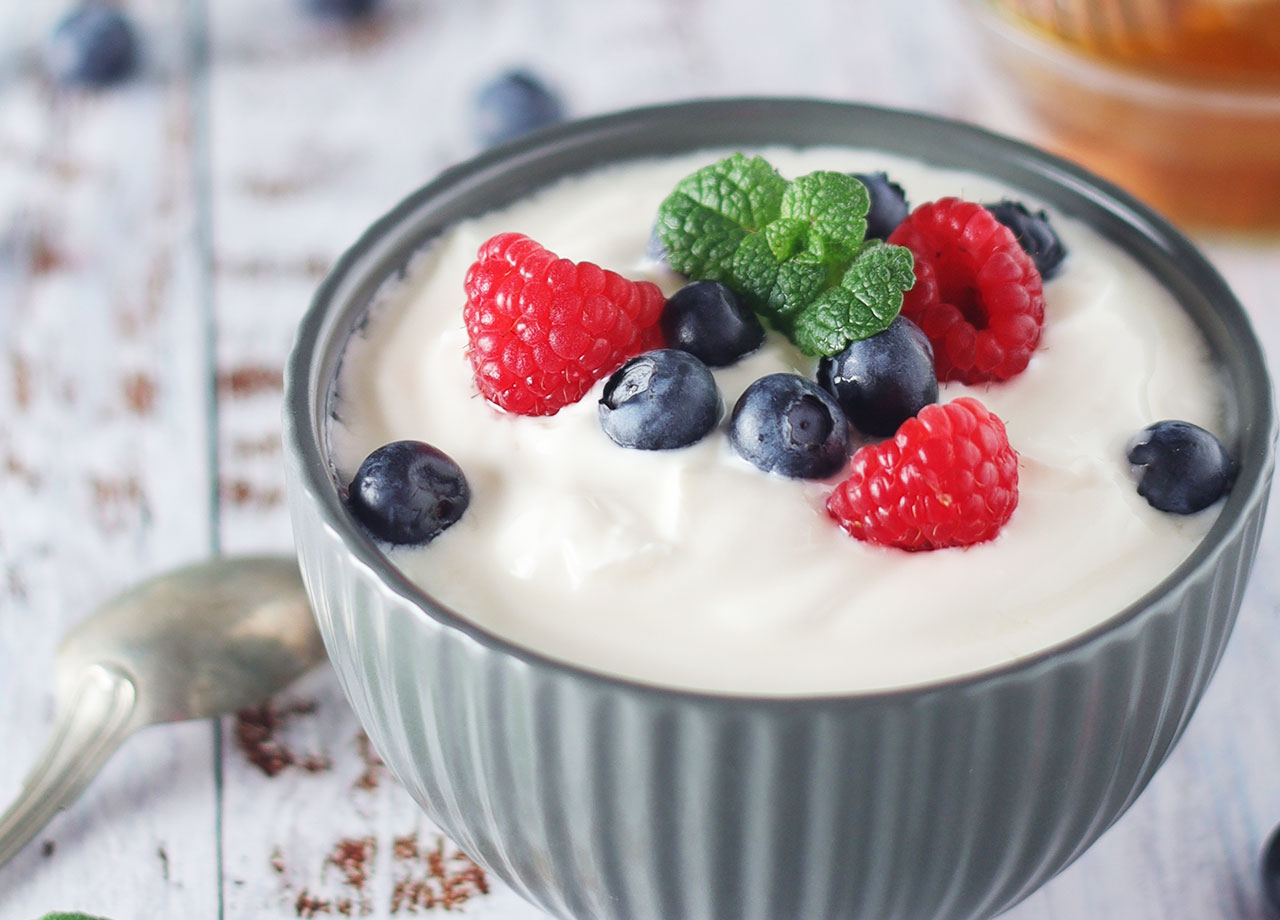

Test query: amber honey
[976,0,1280,230]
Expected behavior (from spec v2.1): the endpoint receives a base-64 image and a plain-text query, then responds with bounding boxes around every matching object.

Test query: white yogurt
[330,148,1226,696]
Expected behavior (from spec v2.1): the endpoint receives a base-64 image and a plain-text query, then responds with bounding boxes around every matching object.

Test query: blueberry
[45,2,139,87]
[984,200,1067,280]
[1127,420,1236,514]
[347,441,470,545]
[599,350,720,450]
[660,281,765,368]
[474,71,564,148]
[817,315,937,437]
[302,0,379,18]
[851,172,909,240]
[730,374,850,479]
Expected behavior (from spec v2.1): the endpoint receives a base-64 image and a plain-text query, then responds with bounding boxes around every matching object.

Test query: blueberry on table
[45,2,138,87]
[302,0,380,18]
[984,199,1067,280]
[818,315,937,437]
[851,171,909,240]
[473,71,564,148]
[347,441,470,545]
[599,349,721,450]
[730,374,851,479]
[1127,420,1236,514]
[660,281,765,368]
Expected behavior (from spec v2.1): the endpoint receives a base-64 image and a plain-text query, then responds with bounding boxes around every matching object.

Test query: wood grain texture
[2,0,1279,917]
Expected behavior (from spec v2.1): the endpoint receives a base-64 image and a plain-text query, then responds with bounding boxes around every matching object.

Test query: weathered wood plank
[0,0,219,916]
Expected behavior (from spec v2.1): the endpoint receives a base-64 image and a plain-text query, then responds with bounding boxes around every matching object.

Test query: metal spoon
[0,554,324,868]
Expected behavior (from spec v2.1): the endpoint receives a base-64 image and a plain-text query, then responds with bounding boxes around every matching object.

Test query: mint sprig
[655,154,915,356]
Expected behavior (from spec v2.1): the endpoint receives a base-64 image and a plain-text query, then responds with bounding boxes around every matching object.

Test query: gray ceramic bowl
[283,99,1275,920]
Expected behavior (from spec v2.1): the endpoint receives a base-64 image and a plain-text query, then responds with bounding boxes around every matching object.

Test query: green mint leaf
[656,157,914,355]
[779,171,868,268]
[654,153,787,282]
[791,242,917,356]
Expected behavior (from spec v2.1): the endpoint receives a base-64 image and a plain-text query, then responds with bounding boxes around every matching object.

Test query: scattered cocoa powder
[390,836,488,913]
[234,699,329,778]
[89,474,149,534]
[218,364,283,398]
[330,837,375,892]
[4,452,41,488]
[296,889,332,917]
[122,372,158,416]
[393,834,418,862]
[11,353,32,410]
[28,229,69,276]
[354,731,386,792]
[221,478,284,510]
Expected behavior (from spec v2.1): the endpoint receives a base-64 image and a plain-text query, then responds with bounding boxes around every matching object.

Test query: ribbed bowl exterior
[283,100,1276,920]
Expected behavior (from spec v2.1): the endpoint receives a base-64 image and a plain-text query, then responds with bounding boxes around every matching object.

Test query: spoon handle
[0,663,138,868]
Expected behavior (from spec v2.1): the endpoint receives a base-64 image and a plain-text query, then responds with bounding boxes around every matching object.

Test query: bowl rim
[283,96,1276,706]
[965,0,1280,115]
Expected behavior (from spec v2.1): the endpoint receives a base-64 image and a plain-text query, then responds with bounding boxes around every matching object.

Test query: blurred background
[1,0,1278,918]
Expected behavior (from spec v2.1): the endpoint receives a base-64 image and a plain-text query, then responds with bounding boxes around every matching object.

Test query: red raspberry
[826,397,1018,551]
[463,232,665,416]
[888,198,1044,384]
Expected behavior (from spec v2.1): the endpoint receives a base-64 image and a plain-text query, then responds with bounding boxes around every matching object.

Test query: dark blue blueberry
[303,0,379,18]
[984,199,1068,280]
[1261,822,1280,914]
[599,350,720,450]
[348,441,470,545]
[851,172,909,240]
[45,2,138,87]
[660,281,765,368]
[1127,420,1236,514]
[474,71,564,148]
[730,374,850,479]
[817,315,937,437]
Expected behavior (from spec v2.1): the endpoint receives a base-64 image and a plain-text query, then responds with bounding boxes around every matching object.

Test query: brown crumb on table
[270,846,286,874]
[4,452,41,489]
[330,837,375,892]
[296,889,332,917]
[11,353,32,410]
[390,836,489,913]
[217,363,283,399]
[221,478,284,510]
[90,474,150,534]
[41,840,54,858]
[122,371,158,416]
[28,229,69,276]
[354,731,386,792]
[234,699,329,778]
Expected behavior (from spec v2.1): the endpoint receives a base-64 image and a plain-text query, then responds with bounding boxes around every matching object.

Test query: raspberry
[826,397,1018,551]
[463,232,665,416]
[888,198,1044,384]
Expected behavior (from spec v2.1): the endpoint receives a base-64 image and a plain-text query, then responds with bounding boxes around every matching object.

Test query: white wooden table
[2,1,1279,917]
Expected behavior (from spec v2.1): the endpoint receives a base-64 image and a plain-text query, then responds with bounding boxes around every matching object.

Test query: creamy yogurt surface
[330,147,1226,695]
